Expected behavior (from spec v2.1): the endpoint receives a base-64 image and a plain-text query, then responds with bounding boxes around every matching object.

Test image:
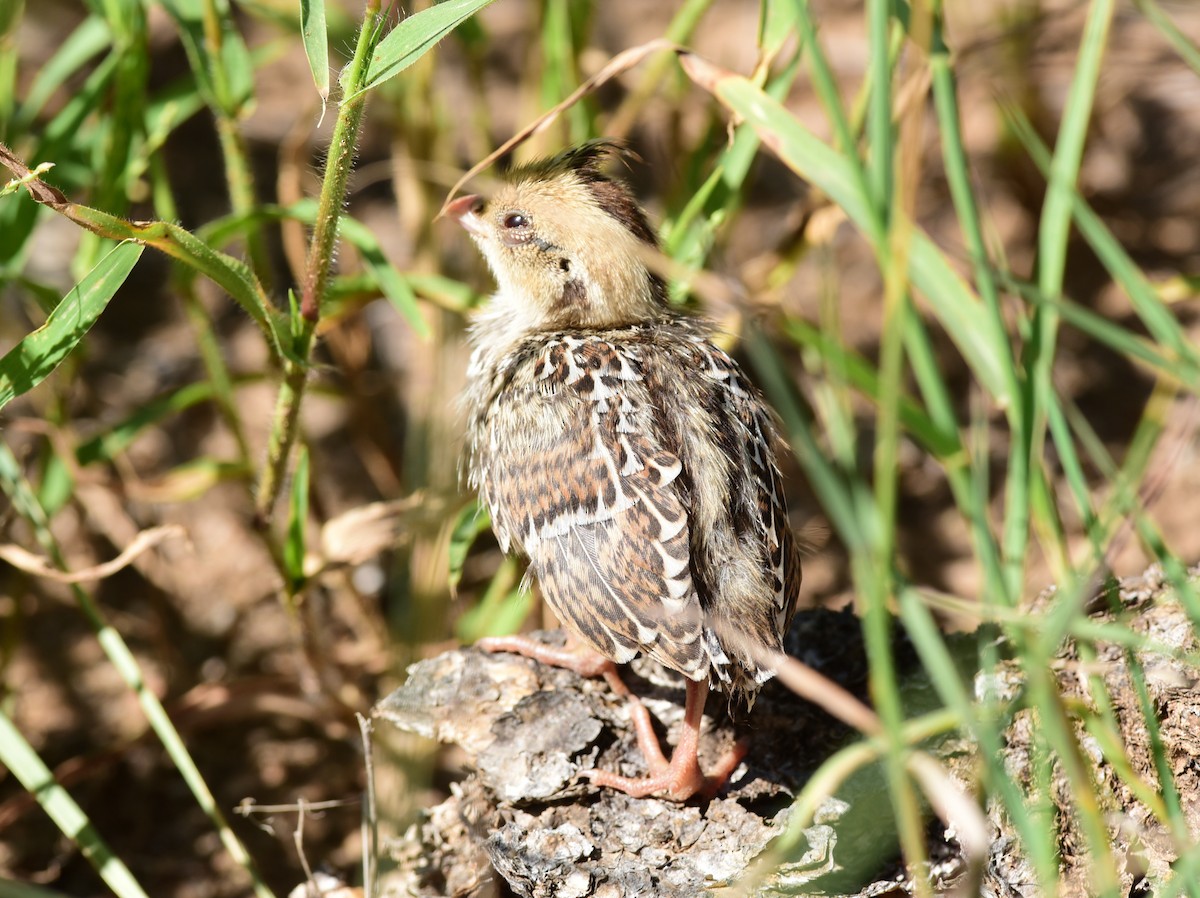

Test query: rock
[373,610,948,896]
[372,573,1200,896]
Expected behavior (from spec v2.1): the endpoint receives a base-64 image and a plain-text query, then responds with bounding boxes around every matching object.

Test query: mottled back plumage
[456,142,801,702]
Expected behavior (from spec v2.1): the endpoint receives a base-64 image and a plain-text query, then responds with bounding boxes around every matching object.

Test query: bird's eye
[502,212,528,229]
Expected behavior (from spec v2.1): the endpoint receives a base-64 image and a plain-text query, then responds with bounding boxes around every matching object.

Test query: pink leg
[478,636,745,800]
[579,678,747,801]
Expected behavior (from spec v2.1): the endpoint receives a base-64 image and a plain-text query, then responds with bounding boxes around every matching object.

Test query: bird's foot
[587,678,748,801]
[580,736,749,801]
[478,636,747,801]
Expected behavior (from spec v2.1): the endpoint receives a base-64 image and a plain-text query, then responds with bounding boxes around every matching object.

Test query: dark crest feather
[539,139,641,180]
[514,139,659,249]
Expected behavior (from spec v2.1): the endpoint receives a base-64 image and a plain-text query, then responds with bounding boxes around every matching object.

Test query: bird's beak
[443,194,488,239]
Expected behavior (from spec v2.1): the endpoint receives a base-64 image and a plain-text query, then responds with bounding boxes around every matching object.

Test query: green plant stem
[734,707,959,897]
[254,0,381,524]
[865,0,893,220]
[215,113,270,284]
[200,0,270,281]
[302,6,379,322]
[1132,0,1200,78]
[928,6,1021,610]
[1014,0,1113,598]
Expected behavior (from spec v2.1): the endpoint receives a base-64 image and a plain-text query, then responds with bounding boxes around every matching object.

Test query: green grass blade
[75,382,218,465]
[77,1,149,275]
[782,316,958,458]
[0,443,278,898]
[899,591,1054,882]
[996,270,1196,388]
[1002,102,1198,368]
[0,241,143,411]
[455,556,531,641]
[664,45,802,293]
[794,0,864,174]
[745,329,866,552]
[10,13,110,134]
[1037,0,1113,300]
[928,9,1017,404]
[865,0,893,219]
[0,146,291,360]
[159,0,255,117]
[540,0,592,144]
[1133,0,1200,76]
[358,0,500,97]
[0,0,24,138]
[680,57,1012,406]
[0,709,150,898]
[0,51,119,267]
[1013,0,1114,606]
[0,879,73,898]
[336,214,431,337]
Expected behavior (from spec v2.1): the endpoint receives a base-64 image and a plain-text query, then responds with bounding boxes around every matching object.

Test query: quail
[447,141,802,801]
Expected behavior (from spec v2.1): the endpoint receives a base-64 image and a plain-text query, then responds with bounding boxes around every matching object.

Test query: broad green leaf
[300,0,330,105]
[0,241,143,412]
[358,0,499,96]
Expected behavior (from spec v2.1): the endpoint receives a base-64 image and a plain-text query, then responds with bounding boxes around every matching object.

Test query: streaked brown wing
[480,336,707,679]
[532,450,706,678]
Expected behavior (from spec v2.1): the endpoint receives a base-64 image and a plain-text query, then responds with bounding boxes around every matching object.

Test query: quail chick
[448,141,802,801]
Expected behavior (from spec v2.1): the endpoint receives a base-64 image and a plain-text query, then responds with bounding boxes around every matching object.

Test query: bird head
[446,141,666,333]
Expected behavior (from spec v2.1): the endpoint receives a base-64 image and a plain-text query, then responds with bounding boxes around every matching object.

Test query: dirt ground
[2,0,1199,895]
